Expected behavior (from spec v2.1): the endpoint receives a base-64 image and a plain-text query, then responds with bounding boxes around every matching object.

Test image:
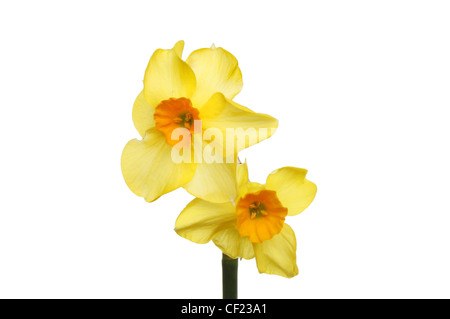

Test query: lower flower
[175,162,317,278]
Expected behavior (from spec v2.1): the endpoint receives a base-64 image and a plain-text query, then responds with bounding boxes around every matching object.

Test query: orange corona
[236,190,288,243]
[154,97,200,146]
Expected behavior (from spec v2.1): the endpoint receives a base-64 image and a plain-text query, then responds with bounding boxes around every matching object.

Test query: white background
[1,0,449,299]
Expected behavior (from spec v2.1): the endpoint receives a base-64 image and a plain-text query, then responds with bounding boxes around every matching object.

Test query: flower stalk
[222,253,238,299]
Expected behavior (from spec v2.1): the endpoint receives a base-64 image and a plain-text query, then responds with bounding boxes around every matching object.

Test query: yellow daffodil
[175,162,317,278]
[121,41,278,203]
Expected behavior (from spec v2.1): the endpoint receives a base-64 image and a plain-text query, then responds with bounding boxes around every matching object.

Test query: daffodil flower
[175,162,317,278]
[121,41,278,203]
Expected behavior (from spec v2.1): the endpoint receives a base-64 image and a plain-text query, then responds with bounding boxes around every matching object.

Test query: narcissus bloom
[175,163,317,278]
[121,41,278,203]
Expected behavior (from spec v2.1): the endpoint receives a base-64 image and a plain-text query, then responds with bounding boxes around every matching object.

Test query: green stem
[222,253,238,299]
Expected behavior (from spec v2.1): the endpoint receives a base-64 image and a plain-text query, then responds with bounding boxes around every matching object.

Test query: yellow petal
[172,40,184,58]
[175,199,236,244]
[183,162,237,203]
[143,41,196,108]
[200,93,278,154]
[229,99,256,113]
[121,128,197,202]
[186,46,243,107]
[213,228,255,259]
[239,182,265,199]
[132,90,155,138]
[236,161,249,191]
[265,167,317,216]
[253,224,298,278]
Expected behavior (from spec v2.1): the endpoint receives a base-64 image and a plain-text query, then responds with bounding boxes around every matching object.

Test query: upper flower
[121,41,278,203]
[175,162,317,278]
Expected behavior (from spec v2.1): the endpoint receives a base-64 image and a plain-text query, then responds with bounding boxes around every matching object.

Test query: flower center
[154,97,200,146]
[249,201,268,219]
[236,190,288,243]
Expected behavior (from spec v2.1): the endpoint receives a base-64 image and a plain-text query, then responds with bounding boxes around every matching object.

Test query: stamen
[249,201,261,210]
[248,201,267,219]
